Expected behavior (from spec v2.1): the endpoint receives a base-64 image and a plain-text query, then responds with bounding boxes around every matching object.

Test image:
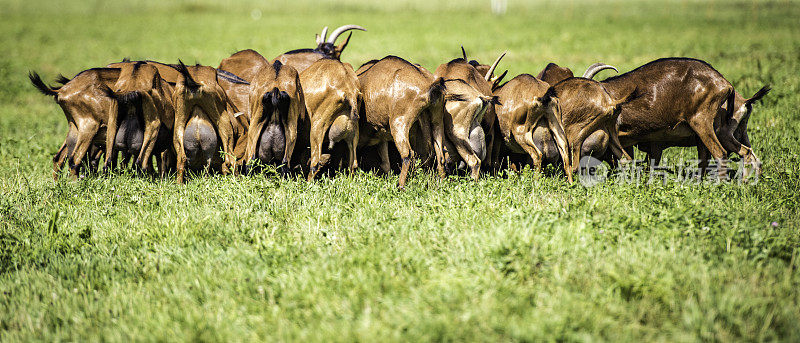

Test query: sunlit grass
[1,0,799,341]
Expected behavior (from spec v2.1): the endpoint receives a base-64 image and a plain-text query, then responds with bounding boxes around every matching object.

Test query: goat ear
[746,85,771,105]
[335,32,352,55]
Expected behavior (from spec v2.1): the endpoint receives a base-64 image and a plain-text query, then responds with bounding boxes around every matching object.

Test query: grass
[1,0,800,341]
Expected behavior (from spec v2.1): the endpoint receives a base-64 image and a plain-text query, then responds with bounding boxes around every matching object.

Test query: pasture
[1,0,800,340]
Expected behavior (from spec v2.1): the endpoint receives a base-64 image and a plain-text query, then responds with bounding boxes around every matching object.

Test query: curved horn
[461,46,467,60]
[484,51,506,82]
[326,25,366,43]
[582,63,618,79]
[318,27,329,45]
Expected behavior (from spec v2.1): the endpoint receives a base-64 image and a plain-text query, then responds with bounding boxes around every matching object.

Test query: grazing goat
[357,56,449,188]
[433,53,504,177]
[244,61,308,175]
[549,77,634,173]
[30,68,120,179]
[600,58,769,176]
[172,62,243,183]
[299,58,361,181]
[102,62,175,175]
[493,74,572,181]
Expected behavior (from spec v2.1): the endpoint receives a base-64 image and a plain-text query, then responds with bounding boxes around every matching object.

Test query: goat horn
[461,46,467,60]
[319,27,329,45]
[326,25,366,44]
[582,63,618,79]
[484,51,506,82]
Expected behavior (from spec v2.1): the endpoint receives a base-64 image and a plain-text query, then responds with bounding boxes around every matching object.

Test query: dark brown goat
[299,58,361,181]
[600,58,769,176]
[603,58,769,175]
[273,25,366,73]
[357,56,449,188]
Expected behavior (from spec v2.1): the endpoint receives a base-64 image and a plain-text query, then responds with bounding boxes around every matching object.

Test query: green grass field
[2,0,800,341]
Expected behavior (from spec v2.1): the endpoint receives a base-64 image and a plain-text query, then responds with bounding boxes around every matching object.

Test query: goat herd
[30,24,771,188]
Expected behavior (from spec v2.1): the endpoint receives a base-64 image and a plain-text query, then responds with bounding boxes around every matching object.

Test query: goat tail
[55,74,71,85]
[102,86,141,112]
[425,77,446,104]
[29,72,59,97]
[262,87,291,124]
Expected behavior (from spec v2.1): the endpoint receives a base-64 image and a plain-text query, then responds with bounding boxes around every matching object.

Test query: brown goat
[635,86,769,172]
[493,74,572,181]
[492,62,617,177]
[172,62,242,183]
[433,53,504,177]
[244,60,308,174]
[274,25,366,73]
[357,55,449,188]
[103,62,175,175]
[29,68,120,179]
[550,77,634,173]
[599,58,769,177]
[106,60,250,174]
[299,58,361,181]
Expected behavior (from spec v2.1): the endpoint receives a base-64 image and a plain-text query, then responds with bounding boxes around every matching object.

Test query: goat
[30,68,120,179]
[172,61,243,183]
[243,61,308,175]
[493,74,572,181]
[356,55,449,188]
[433,53,504,177]
[549,77,634,173]
[299,58,361,181]
[102,62,175,176]
[599,58,769,177]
